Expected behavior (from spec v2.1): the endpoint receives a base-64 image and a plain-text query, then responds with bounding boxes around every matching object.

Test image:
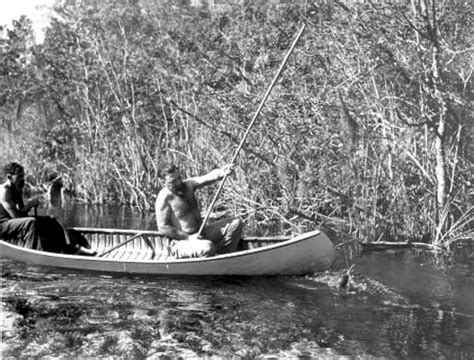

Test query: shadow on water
[1,205,473,358]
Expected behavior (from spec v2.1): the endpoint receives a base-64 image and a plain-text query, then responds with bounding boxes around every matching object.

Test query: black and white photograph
[1,0,473,358]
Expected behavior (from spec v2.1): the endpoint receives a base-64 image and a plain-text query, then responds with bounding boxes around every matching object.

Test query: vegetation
[1,0,472,247]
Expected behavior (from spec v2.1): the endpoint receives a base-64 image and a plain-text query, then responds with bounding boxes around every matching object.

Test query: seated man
[0,162,94,255]
[155,164,243,258]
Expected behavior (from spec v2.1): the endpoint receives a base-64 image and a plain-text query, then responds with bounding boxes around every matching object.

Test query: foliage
[0,0,472,246]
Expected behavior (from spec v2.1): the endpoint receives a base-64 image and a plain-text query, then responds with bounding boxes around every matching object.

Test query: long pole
[197,23,307,237]
[98,233,144,257]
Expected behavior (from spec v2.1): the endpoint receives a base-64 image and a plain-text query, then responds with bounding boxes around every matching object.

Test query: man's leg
[34,216,68,253]
[170,239,216,259]
[202,218,243,254]
[0,217,38,249]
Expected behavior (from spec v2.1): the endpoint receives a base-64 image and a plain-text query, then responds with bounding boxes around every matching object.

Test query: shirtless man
[155,164,243,258]
[0,162,42,248]
[0,162,95,255]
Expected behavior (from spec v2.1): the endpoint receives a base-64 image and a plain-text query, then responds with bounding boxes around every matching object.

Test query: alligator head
[336,264,355,291]
[311,264,410,306]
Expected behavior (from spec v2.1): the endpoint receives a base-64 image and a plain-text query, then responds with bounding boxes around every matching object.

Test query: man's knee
[20,217,37,234]
[20,217,38,248]
[229,218,243,236]
[233,218,243,229]
[199,240,216,257]
[24,217,36,228]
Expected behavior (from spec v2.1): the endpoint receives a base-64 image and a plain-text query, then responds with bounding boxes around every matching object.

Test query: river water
[1,204,473,359]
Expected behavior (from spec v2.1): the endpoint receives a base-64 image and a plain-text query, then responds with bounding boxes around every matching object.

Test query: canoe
[0,227,335,276]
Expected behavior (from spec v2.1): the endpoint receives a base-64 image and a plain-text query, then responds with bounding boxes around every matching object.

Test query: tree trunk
[434,117,447,214]
[431,37,449,241]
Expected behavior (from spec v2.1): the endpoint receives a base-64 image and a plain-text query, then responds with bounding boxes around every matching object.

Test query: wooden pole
[97,233,144,257]
[197,23,307,237]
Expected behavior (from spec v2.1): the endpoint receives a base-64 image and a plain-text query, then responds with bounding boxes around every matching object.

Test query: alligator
[307,264,413,308]
[296,265,474,322]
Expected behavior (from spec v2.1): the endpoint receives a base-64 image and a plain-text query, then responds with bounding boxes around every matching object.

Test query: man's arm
[0,188,38,218]
[189,164,234,189]
[155,190,191,240]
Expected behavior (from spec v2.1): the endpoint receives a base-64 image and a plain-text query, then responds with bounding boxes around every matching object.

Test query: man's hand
[190,164,236,189]
[221,164,234,178]
[27,195,44,209]
[188,233,204,241]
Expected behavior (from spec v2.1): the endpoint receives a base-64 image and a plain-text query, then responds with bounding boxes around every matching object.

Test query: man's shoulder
[156,187,172,202]
[184,178,197,189]
[0,183,10,198]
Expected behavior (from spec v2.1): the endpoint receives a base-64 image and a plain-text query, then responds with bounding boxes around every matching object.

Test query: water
[2,205,473,359]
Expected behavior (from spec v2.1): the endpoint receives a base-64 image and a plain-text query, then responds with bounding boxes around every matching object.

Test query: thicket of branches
[1,0,472,247]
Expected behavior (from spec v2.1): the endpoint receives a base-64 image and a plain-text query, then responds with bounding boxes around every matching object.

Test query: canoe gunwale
[69,227,293,243]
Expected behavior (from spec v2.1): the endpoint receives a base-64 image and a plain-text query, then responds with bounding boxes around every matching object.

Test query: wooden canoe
[0,227,335,276]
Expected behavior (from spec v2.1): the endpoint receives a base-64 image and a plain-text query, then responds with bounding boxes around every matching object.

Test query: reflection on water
[43,203,156,230]
[1,205,474,358]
